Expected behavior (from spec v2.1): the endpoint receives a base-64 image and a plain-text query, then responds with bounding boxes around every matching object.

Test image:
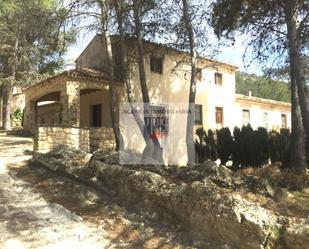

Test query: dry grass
[236,164,309,190]
[235,164,309,217]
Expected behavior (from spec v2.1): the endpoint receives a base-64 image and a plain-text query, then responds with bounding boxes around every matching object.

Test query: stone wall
[35,126,115,153]
[37,103,61,126]
[23,76,67,134]
[89,127,115,151]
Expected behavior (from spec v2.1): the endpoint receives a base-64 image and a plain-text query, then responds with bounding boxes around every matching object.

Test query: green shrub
[232,125,255,168]
[196,126,293,169]
[207,129,217,161]
[195,128,217,163]
[242,125,257,167]
[279,128,290,167]
[269,129,290,166]
[195,128,207,163]
[11,108,23,127]
[254,127,270,166]
[217,127,233,165]
[232,127,242,169]
[232,125,270,169]
[269,130,281,164]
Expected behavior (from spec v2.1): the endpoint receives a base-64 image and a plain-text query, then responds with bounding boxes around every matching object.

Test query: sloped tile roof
[25,68,112,92]
[65,67,109,80]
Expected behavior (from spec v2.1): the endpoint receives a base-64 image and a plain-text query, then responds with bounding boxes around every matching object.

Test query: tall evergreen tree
[211,0,308,168]
[0,0,73,129]
[99,0,122,150]
[181,0,198,165]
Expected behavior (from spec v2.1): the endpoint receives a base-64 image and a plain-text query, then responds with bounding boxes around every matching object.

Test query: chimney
[248,91,252,97]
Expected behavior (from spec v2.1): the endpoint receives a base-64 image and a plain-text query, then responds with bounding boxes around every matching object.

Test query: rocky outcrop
[30,146,309,249]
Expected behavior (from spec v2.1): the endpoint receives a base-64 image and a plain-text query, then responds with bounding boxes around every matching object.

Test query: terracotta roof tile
[66,68,109,80]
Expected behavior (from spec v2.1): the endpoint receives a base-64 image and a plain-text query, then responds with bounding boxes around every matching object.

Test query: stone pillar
[0,96,3,128]
[61,81,80,127]
[23,98,37,134]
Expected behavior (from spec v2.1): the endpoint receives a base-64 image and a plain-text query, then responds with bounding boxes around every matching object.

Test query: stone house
[23,68,121,152]
[23,35,291,165]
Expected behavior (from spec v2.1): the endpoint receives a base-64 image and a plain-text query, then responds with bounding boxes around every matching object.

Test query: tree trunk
[2,80,13,130]
[285,0,309,142]
[288,71,307,169]
[0,85,3,128]
[132,0,160,163]
[113,0,145,136]
[3,31,19,131]
[182,0,197,165]
[132,0,150,104]
[99,0,122,151]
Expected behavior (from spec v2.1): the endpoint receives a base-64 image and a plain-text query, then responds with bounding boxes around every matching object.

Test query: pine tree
[0,0,73,129]
[211,0,309,168]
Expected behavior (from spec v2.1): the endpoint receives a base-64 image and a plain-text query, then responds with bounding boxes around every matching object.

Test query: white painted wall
[75,36,293,165]
[122,46,237,165]
[197,67,236,131]
[235,96,291,130]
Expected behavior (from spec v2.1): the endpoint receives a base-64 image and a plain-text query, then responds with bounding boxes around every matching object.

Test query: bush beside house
[195,125,294,169]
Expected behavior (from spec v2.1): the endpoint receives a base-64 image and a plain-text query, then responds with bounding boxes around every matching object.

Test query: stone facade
[35,126,115,153]
[37,103,61,126]
[89,127,116,151]
[23,71,119,135]
[23,75,66,133]
[23,69,122,153]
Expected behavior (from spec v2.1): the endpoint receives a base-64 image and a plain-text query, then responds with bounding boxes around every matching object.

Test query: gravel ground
[0,135,199,249]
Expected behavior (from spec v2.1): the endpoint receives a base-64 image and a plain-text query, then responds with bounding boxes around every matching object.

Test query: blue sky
[65,32,264,75]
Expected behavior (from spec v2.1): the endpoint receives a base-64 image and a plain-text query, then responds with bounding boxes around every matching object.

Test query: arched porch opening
[35,91,61,127]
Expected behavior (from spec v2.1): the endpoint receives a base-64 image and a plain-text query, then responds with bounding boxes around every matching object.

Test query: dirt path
[0,135,200,249]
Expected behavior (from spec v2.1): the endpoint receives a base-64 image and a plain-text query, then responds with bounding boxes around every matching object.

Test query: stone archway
[35,91,61,127]
[24,91,63,134]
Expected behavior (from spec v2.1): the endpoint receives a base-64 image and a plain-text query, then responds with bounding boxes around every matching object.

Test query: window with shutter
[195,104,203,125]
[215,73,223,85]
[215,107,223,126]
[196,68,202,81]
[281,114,287,128]
[242,109,250,126]
[150,56,163,74]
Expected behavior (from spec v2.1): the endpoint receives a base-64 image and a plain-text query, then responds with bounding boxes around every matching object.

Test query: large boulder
[33,145,91,175]
[90,149,141,165]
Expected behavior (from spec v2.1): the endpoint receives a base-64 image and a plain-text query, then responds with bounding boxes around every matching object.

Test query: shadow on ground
[8,164,197,249]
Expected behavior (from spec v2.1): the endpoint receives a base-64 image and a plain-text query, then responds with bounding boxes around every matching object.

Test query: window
[195,105,203,125]
[196,68,202,81]
[215,72,223,85]
[215,107,223,126]
[242,109,250,126]
[281,114,287,128]
[263,112,269,129]
[150,55,163,74]
[91,104,102,127]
